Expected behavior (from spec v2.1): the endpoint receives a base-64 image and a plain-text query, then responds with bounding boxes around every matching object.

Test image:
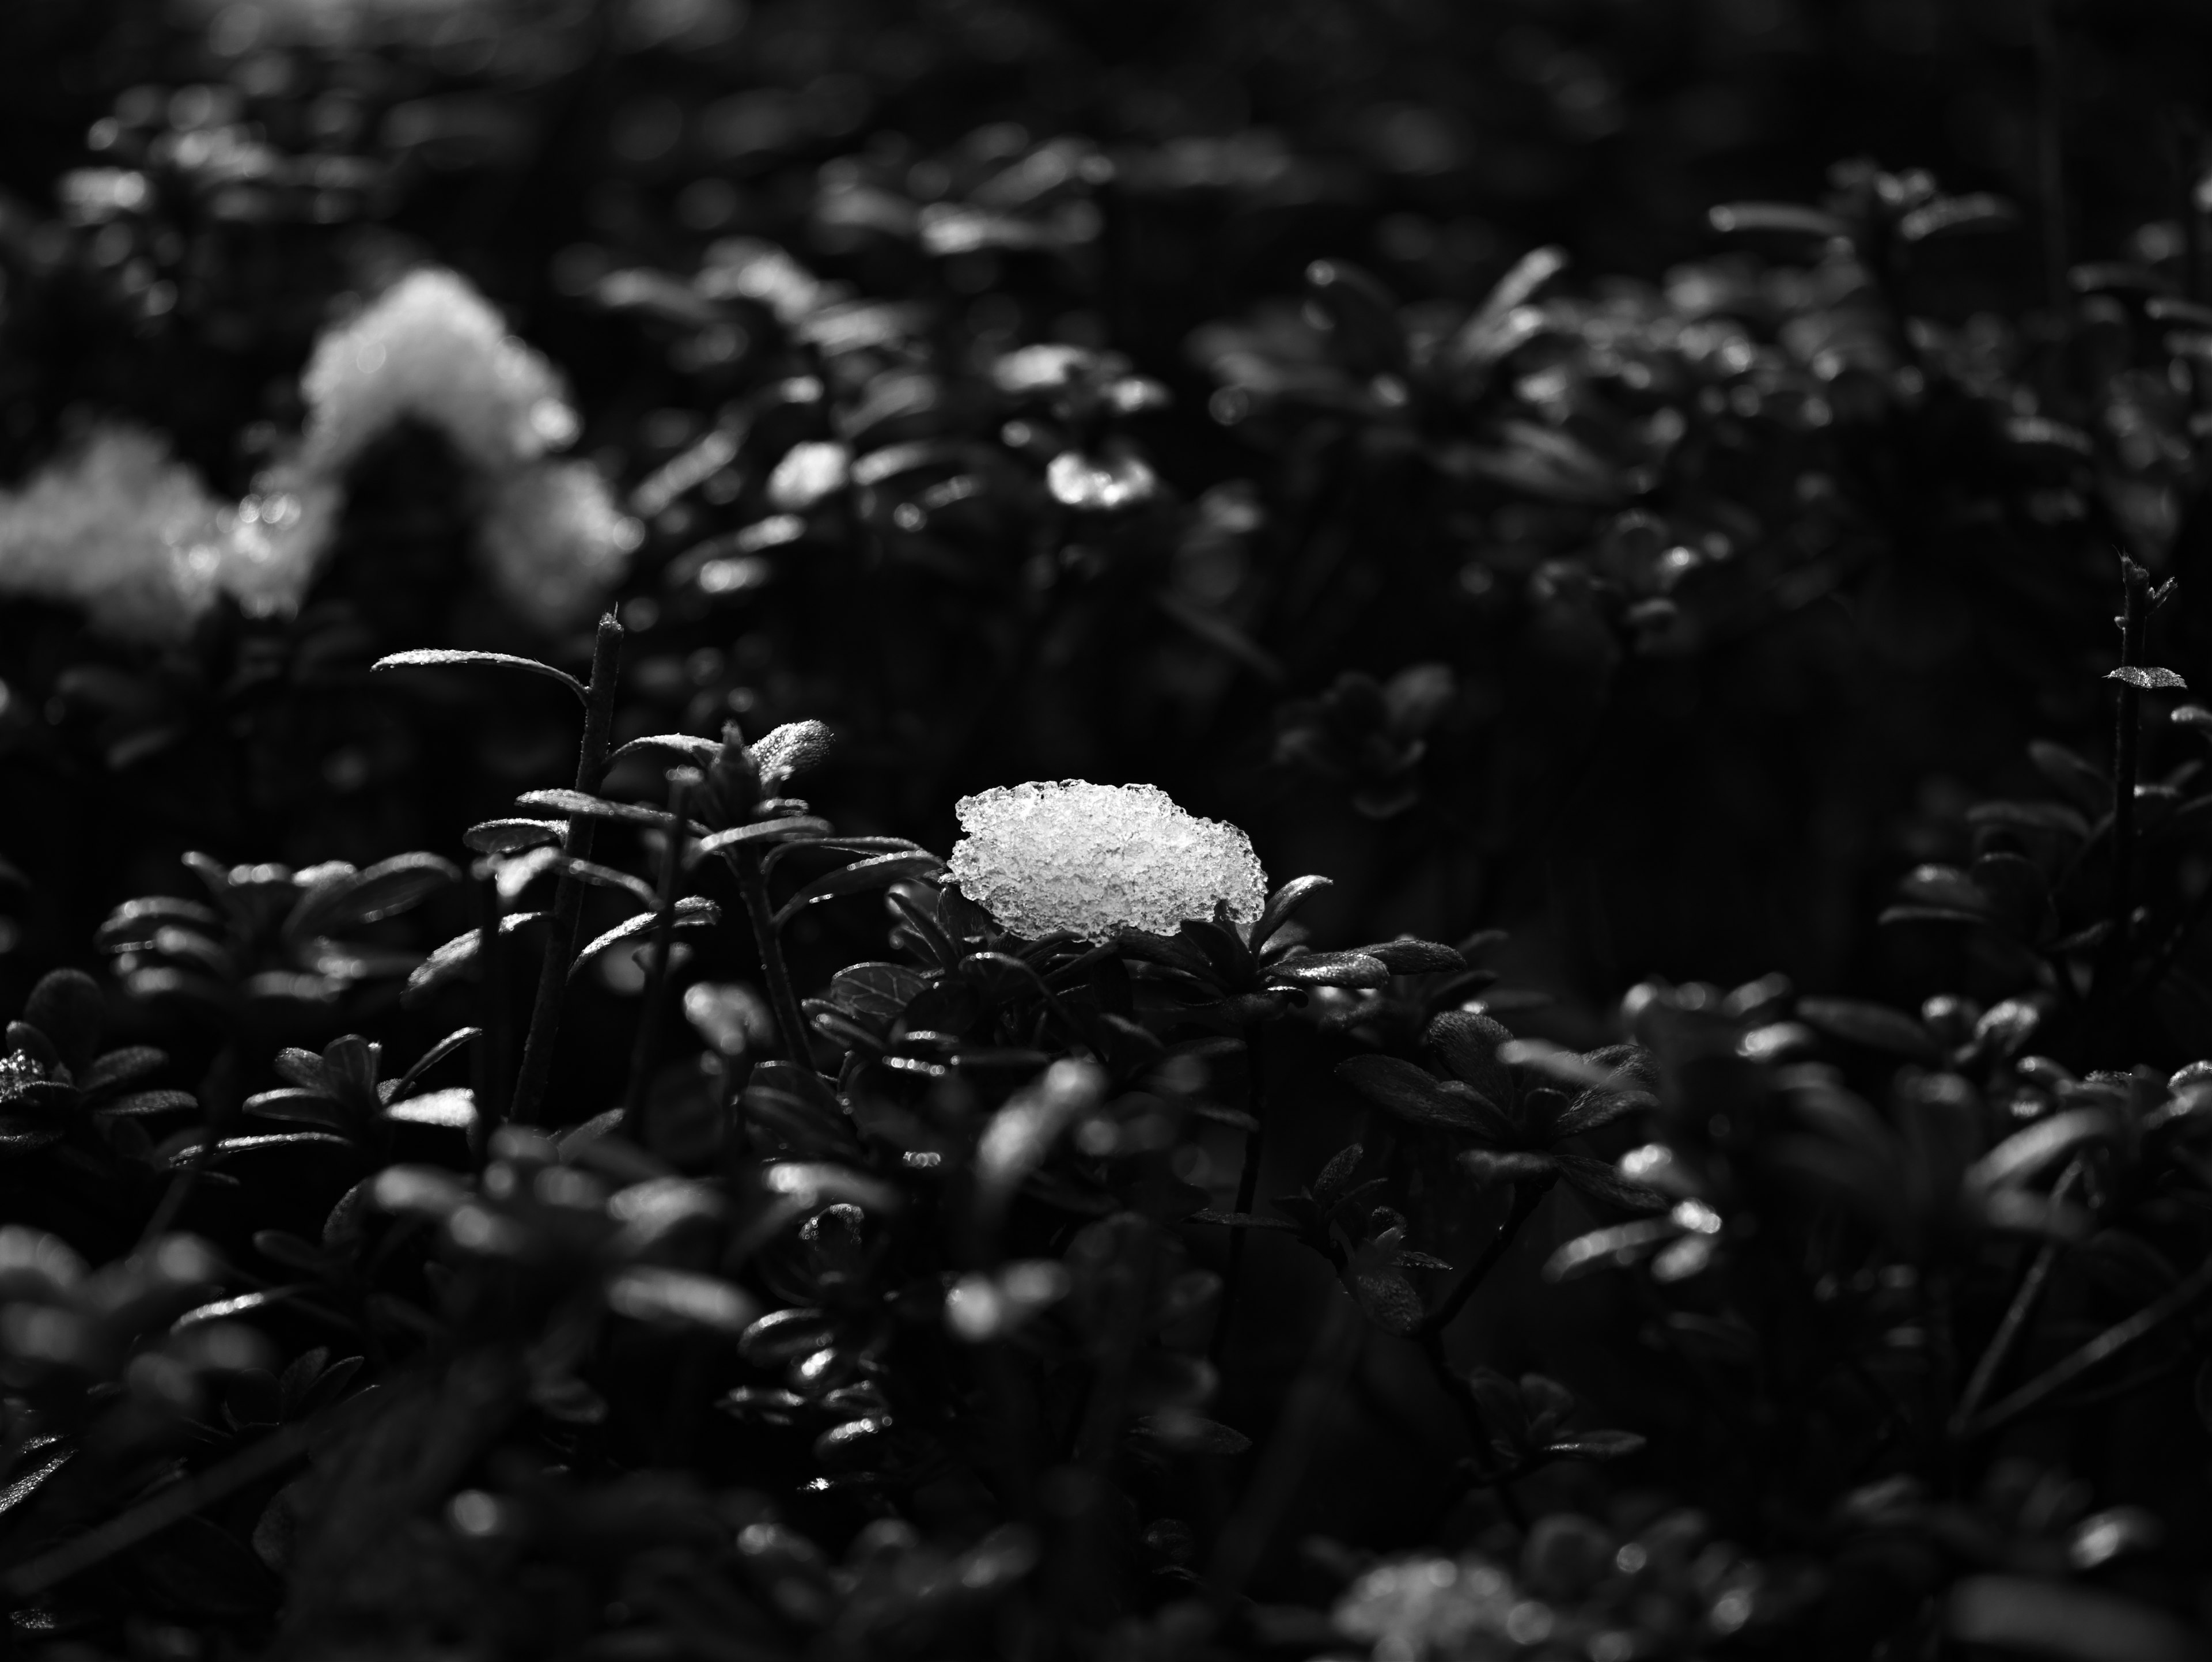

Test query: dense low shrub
[3,3,2212,1659]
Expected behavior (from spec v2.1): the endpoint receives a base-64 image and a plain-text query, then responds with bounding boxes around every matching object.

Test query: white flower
[0,426,325,642]
[298,268,577,479]
[947,780,1268,940]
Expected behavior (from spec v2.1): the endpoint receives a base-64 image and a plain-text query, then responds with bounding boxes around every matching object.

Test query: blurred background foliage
[0,0,2207,1046]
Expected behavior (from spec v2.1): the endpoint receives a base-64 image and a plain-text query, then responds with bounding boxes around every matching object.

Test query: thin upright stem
[2102,560,2149,996]
[1210,1022,1267,1363]
[731,846,813,1071]
[471,865,509,1163]
[511,615,623,1126]
[622,768,697,1126]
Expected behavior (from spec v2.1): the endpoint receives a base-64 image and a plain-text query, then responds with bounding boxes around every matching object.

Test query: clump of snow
[0,269,634,643]
[0,427,325,643]
[948,781,1268,940]
[477,460,643,633]
[299,268,577,478]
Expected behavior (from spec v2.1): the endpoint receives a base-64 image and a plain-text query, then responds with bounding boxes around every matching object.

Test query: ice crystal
[947,781,1267,940]
[300,268,578,478]
[0,427,323,642]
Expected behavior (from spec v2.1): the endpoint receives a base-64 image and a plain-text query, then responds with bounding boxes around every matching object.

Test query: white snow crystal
[948,780,1268,940]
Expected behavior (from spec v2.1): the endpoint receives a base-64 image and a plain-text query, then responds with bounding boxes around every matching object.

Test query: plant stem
[510,615,623,1126]
[1419,1179,1544,1340]
[2102,559,2149,998]
[1951,1161,2083,1433]
[1960,1251,2212,1438]
[731,845,813,1070]
[471,865,509,1163]
[622,768,696,1127]
[1207,1289,1365,1612]
[139,1042,237,1248]
[1210,1023,1268,1363]
[2,1419,316,1598]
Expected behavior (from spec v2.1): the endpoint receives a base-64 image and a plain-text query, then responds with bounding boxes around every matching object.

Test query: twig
[511,615,624,1126]
[621,768,697,1126]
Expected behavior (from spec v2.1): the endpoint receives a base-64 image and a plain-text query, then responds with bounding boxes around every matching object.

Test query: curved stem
[511,615,623,1126]
[1419,1179,1544,1341]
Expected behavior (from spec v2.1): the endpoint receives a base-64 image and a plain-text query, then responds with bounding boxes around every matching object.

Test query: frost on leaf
[947,780,1268,940]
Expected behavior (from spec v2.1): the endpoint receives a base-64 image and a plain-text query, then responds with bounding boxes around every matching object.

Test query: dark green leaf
[1708,202,1849,238]
[97,1089,198,1117]
[1552,1152,1667,1211]
[1337,1054,1512,1139]
[1267,951,1390,989]
[1425,1010,1516,1107]
[463,819,564,855]
[372,649,586,702]
[2108,666,2188,691]
[1947,1577,2201,1662]
[1249,876,1332,954]
[285,853,458,941]
[1797,997,1941,1061]
[771,852,945,928]
[1355,938,1465,974]
[517,789,682,828]
[1544,1429,1647,1461]
[570,898,720,976]
[690,818,834,861]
